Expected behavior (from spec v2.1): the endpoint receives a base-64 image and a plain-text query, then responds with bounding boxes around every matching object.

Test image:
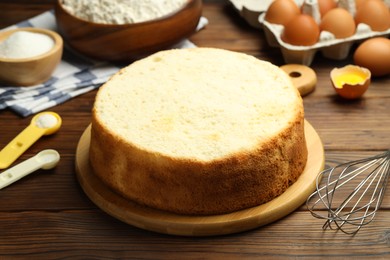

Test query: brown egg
[355,0,365,9]
[353,37,390,77]
[355,0,390,31]
[330,65,371,100]
[317,0,338,17]
[265,0,300,26]
[281,14,320,46]
[320,8,356,39]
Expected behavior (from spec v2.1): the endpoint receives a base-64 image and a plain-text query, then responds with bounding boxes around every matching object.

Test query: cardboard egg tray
[229,0,274,29]
[230,0,390,66]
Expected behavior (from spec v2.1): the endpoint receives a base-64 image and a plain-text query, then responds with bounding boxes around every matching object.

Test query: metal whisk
[306,150,390,235]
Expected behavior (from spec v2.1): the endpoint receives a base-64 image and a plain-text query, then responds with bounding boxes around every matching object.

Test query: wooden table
[1,1,390,258]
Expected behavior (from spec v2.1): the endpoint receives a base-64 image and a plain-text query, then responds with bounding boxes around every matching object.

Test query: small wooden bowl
[0,27,63,86]
[55,0,202,62]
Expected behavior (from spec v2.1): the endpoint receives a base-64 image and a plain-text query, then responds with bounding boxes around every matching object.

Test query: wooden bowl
[55,0,203,62]
[0,27,63,86]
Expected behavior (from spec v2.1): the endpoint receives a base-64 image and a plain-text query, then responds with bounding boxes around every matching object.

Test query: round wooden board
[280,64,317,97]
[75,120,324,236]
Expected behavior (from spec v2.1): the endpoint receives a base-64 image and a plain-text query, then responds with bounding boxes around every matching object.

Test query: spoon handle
[0,124,46,169]
[0,153,43,190]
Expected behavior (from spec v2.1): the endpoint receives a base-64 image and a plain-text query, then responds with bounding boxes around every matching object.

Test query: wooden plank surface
[0,211,390,259]
[0,0,390,258]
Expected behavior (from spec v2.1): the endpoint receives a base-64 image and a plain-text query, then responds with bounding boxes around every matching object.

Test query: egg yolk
[333,73,366,88]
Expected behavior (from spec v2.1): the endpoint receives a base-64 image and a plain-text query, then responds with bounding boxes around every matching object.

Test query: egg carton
[229,0,275,28]
[229,0,306,28]
[231,0,390,66]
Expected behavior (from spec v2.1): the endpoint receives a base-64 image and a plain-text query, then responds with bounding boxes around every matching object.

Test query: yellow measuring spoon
[0,111,62,169]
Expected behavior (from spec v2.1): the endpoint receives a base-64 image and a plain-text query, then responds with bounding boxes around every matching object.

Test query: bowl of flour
[55,0,202,62]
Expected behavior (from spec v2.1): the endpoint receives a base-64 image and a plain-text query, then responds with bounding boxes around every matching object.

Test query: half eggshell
[330,65,371,99]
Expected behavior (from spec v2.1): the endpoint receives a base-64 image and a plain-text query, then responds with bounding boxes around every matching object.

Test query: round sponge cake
[89,48,308,215]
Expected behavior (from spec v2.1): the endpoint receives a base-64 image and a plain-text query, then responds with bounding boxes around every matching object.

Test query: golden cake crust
[89,48,308,215]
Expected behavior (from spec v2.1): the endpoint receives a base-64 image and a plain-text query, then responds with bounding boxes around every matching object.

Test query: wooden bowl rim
[0,27,63,63]
[56,0,200,28]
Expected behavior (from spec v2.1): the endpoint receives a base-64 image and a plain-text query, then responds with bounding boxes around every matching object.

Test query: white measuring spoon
[0,149,60,190]
[0,111,62,169]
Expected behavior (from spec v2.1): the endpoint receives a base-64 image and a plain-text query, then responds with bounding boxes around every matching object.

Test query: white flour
[61,0,188,24]
[35,114,58,128]
[0,31,54,59]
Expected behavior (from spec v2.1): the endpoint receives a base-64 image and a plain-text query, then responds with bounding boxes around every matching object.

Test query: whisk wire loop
[306,150,390,235]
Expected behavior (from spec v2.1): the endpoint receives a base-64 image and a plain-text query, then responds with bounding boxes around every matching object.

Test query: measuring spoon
[0,149,60,190]
[0,111,62,169]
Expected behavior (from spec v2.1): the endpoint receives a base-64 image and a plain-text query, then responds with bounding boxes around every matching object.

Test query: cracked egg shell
[330,65,371,99]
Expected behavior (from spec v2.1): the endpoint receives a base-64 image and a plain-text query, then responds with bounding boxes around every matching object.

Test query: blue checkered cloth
[0,10,208,117]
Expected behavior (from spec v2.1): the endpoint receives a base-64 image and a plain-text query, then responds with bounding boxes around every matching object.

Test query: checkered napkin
[0,11,208,117]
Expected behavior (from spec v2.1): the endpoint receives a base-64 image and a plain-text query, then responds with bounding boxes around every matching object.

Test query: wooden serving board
[75,120,324,236]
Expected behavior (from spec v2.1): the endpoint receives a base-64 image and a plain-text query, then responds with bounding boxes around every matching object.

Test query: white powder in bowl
[0,31,54,59]
[61,0,188,24]
[35,114,58,129]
